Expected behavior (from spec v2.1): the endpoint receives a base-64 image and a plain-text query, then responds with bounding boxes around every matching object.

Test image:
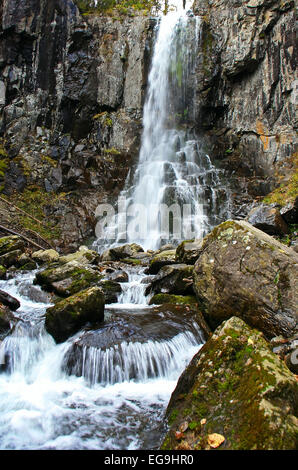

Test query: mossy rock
[147,264,194,296]
[45,286,105,343]
[32,249,60,264]
[35,263,103,296]
[0,249,22,268]
[98,280,122,304]
[0,236,25,256]
[101,243,144,262]
[148,250,177,274]
[58,246,100,266]
[0,265,6,280]
[193,220,298,338]
[176,239,203,265]
[149,294,197,306]
[162,316,298,450]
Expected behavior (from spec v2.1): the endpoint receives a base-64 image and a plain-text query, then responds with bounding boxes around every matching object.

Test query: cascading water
[0,3,220,451]
[96,5,230,251]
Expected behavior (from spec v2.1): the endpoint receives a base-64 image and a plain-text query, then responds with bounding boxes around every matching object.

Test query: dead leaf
[179,421,189,433]
[175,431,184,440]
[207,433,225,448]
[200,418,206,426]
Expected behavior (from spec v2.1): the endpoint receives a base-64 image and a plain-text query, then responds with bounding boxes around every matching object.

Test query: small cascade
[63,325,203,386]
[116,268,148,306]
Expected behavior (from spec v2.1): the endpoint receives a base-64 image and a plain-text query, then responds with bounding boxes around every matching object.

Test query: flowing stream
[0,3,227,450]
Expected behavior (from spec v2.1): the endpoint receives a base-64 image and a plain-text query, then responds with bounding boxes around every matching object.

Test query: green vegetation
[74,0,167,15]
[263,153,298,207]
[8,185,64,242]
[0,142,9,189]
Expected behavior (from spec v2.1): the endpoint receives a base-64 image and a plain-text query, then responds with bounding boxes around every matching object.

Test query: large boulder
[0,290,20,311]
[147,264,194,296]
[193,220,298,338]
[34,262,103,297]
[162,317,298,450]
[0,304,17,335]
[0,249,22,268]
[58,246,100,266]
[0,236,25,256]
[32,249,60,264]
[148,250,177,274]
[101,243,144,261]
[176,239,203,265]
[98,280,122,304]
[246,204,288,236]
[45,287,105,343]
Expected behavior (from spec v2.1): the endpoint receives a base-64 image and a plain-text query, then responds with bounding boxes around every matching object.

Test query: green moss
[162,317,298,450]
[149,294,197,306]
[263,155,298,207]
[7,185,63,242]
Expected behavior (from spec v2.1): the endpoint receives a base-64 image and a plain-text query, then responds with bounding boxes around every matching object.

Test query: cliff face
[0,0,155,250]
[193,0,297,214]
[0,0,296,250]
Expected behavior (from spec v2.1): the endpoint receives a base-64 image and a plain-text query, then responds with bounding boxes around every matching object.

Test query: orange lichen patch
[256,119,269,151]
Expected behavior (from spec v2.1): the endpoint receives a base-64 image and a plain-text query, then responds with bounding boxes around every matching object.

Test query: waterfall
[96,6,230,251]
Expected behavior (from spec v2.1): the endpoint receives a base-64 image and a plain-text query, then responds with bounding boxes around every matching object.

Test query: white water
[97,3,230,251]
[0,268,203,450]
[0,4,215,450]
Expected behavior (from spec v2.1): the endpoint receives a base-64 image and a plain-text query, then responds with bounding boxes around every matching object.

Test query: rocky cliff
[193,0,297,215]
[0,0,155,251]
[0,0,296,250]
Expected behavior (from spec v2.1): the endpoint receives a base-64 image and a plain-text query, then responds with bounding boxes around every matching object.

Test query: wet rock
[148,250,177,274]
[45,286,105,343]
[0,290,20,311]
[62,304,205,383]
[246,204,288,236]
[101,243,144,262]
[98,280,122,304]
[176,239,203,265]
[149,294,198,306]
[107,270,129,283]
[162,316,298,450]
[280,197,298,225]
[58,246,100,266]
[0,265,6,280]
[18,284,51,304]
[35,262,103,297]
[147,264,194,296]
[0,305,17,335]
[0,236,25,256]
[193,220,298,338]
[32,249,60,264]
[0,249,22,268]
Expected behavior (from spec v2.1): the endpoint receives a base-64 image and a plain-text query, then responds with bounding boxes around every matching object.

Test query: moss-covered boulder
[45,286,105,343]
[101,243,144,262]
[0,249,22,268]
[0,265,6,280]
[162,316,298,450]
[58,246,100,266]
[147,264,194,296]
[32,249,60,264]
[149,294,198,306]
[0,236,25,256]
[193,220,298,338]
[148,250,177,274]
[98,280,122,304]
[35,262,103,297]
[176,239,203,265]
